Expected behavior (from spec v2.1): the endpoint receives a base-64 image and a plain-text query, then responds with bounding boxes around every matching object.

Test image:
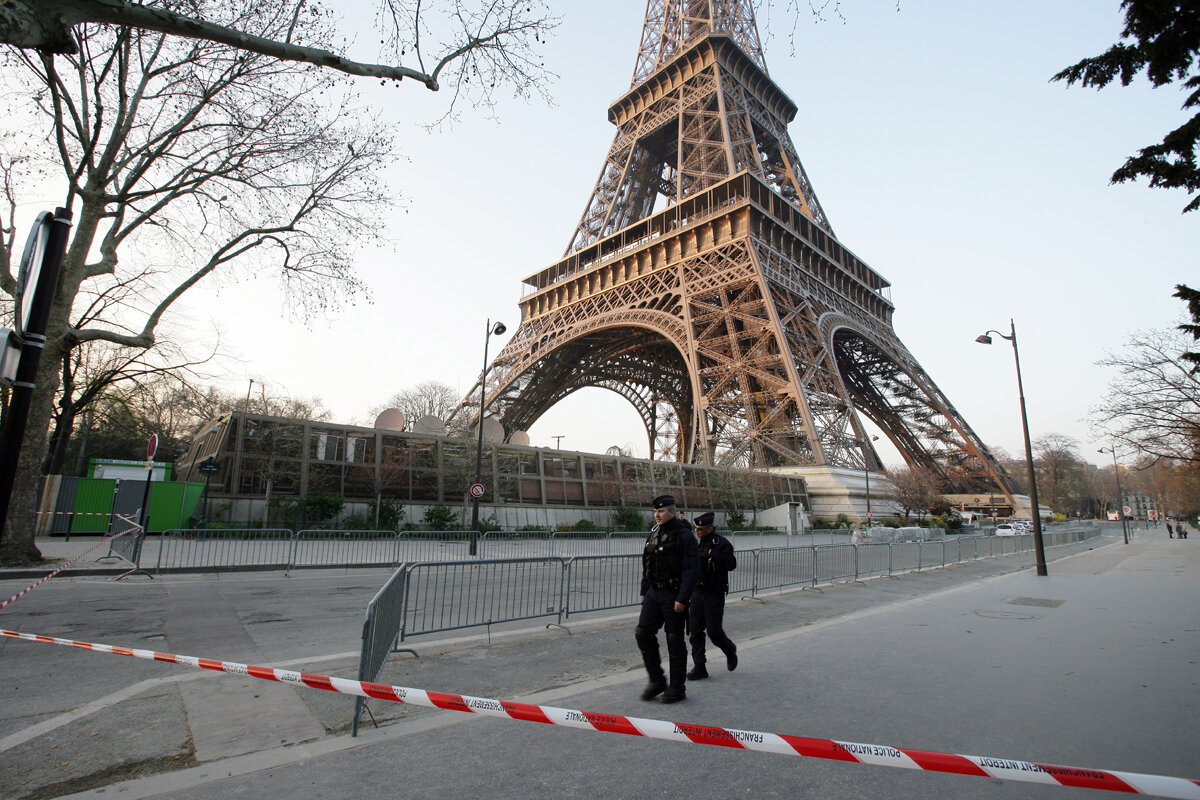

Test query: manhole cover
[1009,596,1064,608]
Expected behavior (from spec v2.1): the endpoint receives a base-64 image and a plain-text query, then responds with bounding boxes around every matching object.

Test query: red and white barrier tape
[2,629,1197,799]
[0,524,140,610]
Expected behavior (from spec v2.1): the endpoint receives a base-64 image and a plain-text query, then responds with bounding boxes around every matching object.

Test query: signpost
[137,435,158,534]
[196,457,221,529]
[0,208,73,538]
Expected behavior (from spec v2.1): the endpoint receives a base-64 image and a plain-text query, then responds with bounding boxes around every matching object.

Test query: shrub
[478,514,502,534]
[339,514,373,531]
[612,505,645,531]
[422,505,462,530]
[373,499,405,530]
[727,508,748,529]
[267,498,301,528]
[304,493,344,526]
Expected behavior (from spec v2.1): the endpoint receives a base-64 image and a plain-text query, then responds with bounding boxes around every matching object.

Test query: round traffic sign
[1122,505,1132,515]
[15,211,52,337]
[146,433,158,461]
[470,483,485,498]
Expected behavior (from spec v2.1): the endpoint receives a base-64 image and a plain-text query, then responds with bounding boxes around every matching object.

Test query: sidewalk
[0,529,1195,799]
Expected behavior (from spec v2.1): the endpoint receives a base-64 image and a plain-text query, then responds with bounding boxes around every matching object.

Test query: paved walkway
[0,527,1195,799]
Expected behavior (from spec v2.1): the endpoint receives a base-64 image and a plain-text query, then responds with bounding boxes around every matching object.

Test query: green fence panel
[147,482,207,532]
[70,478,115,533]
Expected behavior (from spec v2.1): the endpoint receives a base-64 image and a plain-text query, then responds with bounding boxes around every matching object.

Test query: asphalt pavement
[0,526,1196,799]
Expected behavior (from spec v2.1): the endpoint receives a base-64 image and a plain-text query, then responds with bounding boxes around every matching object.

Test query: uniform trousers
[636,586,688,685]
[688,589,736,664]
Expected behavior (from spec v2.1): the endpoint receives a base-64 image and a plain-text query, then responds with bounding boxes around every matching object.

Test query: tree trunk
[44,402,78,476]
[0,332,69,564]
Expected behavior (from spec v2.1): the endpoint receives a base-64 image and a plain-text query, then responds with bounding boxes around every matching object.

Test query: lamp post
[1098,446,1130,545]
[470,319,506,556]
[864,434,879,525]
[976,319,1048,576]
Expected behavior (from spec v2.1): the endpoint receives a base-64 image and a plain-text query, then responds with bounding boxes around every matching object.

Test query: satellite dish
[413,415,446,436]
[481,417,504,444]
[509,430,530,447]
[374,408,406,431]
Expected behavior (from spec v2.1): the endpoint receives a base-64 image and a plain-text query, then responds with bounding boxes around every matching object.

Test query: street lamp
[864,434,879,525]
[1098,446,1130,545]
[470,319,506,556]
[976,320,1048,576]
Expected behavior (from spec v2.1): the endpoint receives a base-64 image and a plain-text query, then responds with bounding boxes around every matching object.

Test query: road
[0,526,1195,799]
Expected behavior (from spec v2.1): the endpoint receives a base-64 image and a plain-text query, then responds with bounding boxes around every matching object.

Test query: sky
[18,1,1200,468]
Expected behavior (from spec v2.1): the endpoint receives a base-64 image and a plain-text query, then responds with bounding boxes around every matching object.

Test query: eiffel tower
[449,0,1018,498]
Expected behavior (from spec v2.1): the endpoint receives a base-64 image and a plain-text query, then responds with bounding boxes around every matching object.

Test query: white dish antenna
[509,430,530,447]
[481,417,504,444]
[412,415,447,436]
[374,408,406,431]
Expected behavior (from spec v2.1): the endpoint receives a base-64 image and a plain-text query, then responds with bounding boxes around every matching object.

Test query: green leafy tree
[1175,283,1200,372]
[1052,1,1200,213]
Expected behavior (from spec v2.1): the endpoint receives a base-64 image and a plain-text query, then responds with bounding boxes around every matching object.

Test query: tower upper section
[631,0,767,86]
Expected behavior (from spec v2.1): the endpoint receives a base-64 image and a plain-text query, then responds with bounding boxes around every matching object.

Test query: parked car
[995,523,1016,536]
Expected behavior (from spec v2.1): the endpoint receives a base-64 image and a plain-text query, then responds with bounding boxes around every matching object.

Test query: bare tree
[884,464,940,522]
[0,2,399,563]
[3,0,556,107]
[1032,433,1085,514]
[1089,326,1200,466]
[374,380,460,431]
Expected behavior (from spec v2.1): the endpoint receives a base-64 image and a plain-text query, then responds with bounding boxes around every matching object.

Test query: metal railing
[153,529,295,571]
[350,525,1105,734]
[399,558,568,640]
[98,514,144,571]
[352,567,408,736]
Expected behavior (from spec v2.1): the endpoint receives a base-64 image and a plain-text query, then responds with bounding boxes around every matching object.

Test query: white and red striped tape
[2,628,1197,799]
[0,524,140,610]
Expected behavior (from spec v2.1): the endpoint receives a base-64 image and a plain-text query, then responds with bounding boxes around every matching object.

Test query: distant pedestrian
[1167,522,1174,538]
[1180,524,1189,540]
[636,495,699,704]
[687,512,738,681]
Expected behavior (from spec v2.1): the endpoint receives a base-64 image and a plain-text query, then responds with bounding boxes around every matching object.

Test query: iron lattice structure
[448,0,1017,495]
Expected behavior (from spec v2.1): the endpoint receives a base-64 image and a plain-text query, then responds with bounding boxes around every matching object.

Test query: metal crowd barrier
[97,514,145,574]
[351,526,1105,733]
[153,529,295,571]
[352,567,408,736]
[399,557,568,642]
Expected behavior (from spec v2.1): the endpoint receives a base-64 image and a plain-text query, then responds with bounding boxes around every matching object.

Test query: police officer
[636,495,699,703]
[687,511,738,680]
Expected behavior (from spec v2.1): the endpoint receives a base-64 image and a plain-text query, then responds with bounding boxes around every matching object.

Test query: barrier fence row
[105,524,1083,575]
[128,528,853,574]
[351,525,1105,734]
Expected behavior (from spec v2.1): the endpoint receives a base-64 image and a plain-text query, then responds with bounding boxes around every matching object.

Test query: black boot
[726,646,738,672]
[687,663,709,680]
[662,632,687,702]
[636,627,666,701]
[661,683,687,703]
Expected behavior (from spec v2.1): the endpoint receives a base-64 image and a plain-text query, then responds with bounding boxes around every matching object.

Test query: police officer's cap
[695,512,715,527]
[651,494,676,509]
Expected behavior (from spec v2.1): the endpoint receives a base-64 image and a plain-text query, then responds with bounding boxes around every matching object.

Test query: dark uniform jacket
[641,516,699,605]
[696,531,737,594]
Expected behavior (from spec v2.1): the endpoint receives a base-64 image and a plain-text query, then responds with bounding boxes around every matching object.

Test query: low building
[176,411,812,530]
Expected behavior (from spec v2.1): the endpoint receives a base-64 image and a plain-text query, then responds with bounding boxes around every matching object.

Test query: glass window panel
[520,479,542,503]
[411,470,438,501]
[307,463,341,494]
